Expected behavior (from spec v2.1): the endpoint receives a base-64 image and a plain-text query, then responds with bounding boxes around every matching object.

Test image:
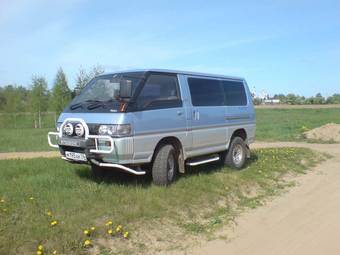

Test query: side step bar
[186,156,220,166]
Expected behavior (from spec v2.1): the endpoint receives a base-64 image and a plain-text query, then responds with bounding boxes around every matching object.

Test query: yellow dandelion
[36,251,43,255]
[116,225,122,232]
[47,211,52,217]
[84,239,92,248]
[105,220,113,226]
[0,199,5,203]
[123,231,129,238]
[37,245,43,251]
[90,226,96,231]
[29,197,34,200]
[52,251,57,255]
[50,220,58,226]
[107,229,113,235]
[83,229,90,236]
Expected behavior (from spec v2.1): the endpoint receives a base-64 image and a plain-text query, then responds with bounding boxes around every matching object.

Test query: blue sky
[0,0,339,96]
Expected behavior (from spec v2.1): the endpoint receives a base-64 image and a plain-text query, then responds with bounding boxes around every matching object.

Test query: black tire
[91,164,106,178]
[152,144,178,186]
[224,136,247,169]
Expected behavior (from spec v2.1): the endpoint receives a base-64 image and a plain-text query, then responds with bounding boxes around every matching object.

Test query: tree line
[254,93,340,105]
[0,65,104,128]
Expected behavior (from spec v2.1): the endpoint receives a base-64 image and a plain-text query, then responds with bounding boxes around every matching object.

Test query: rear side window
[222,80,247,106]
[188,78,224,106]
[136,74,181,110]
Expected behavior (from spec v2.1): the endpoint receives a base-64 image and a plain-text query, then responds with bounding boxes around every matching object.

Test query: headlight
[56,122,62,132]
[63,123,74,136]
[98,124,131,136]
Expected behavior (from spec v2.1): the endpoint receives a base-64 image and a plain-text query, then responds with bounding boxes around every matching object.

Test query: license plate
[59,138,81,147]
[65,151,87,162]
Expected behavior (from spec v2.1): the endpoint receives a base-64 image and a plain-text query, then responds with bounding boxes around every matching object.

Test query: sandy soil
[0,151,59,160]
[179,142,340,255]
[303,123,340,142]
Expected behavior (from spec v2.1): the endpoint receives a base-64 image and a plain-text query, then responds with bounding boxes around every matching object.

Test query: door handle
[193,110,200,120]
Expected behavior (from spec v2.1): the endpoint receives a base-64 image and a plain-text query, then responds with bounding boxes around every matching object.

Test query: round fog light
[64,123,74,136]
[75,123,85,137]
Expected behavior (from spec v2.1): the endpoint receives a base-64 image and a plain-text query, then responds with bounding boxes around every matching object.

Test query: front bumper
[47,118,145,175]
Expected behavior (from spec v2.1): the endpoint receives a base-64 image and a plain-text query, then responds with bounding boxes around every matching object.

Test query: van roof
[103,69,245,81]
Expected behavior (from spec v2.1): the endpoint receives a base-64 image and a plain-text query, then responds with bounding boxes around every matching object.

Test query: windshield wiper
[70,100,103,110]
[86,99,117,110]
[70,102,83,110]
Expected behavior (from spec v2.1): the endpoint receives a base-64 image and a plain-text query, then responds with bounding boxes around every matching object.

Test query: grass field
[0,128,51,152]
[255,108,340,141]
[0,148,324,254]
[0,108,340,152]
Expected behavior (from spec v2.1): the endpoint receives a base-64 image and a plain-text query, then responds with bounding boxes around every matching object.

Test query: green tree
[30,76,48,128]
[74,64,105,96]
[51,67,71,114]
[327,93,340,104]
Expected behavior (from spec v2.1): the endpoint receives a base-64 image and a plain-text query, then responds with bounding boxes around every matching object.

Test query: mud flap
[178,148,185,173]
[246,144,251,158]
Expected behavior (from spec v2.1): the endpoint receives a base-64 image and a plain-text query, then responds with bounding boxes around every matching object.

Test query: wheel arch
[152,136,185,173]
[229,128,250,158]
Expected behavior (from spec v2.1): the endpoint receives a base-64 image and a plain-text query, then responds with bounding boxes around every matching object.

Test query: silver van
[48,69,256,185]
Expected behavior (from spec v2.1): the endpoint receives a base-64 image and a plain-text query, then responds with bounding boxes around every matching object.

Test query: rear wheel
[152,144,178,186]
[224,136,247,169]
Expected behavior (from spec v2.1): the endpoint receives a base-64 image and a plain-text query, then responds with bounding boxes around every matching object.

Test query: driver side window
[136,74,181,110]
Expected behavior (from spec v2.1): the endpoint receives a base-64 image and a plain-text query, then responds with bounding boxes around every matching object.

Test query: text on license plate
[65,151,87,162]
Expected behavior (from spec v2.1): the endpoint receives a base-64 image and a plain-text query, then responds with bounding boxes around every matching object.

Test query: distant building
[252,87,280,104]
[264,99,280,104]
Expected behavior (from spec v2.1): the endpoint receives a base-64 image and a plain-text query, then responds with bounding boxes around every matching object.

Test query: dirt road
[182,142,340,255]
[0,151,59,160]
[1,142,340,254]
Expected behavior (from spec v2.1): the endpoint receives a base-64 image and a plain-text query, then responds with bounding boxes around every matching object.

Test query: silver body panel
[56,69,256,165]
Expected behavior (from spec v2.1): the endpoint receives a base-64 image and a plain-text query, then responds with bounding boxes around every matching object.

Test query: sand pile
[303,123,340,142]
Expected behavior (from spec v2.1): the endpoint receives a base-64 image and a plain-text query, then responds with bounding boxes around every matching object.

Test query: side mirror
[119,80,132,98]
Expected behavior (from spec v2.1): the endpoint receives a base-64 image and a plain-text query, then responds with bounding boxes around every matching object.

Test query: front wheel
[91,164,106,179]
[224,137,247,169]
[152,144,178,186]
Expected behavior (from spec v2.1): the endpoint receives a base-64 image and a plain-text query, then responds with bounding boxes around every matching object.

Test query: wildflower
[37,245,43,251]
[29,197,34,201]
[36,251,43,255]
[84,229,90,236]
[90,226,96,231]
[105,220,113,226]
[123,231,129,238]
[47,211,52,217]
[116,225,122,232]
[84,239,92,248]
[52,251,57,255]
[107,229,113,235]
[50,220,58,226]
[0,199,5,203]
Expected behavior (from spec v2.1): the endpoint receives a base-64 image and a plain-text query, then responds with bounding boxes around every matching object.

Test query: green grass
[1,108,340,152]
[0,148,324,254]
[255,108,340,141]
[0,128,53,152]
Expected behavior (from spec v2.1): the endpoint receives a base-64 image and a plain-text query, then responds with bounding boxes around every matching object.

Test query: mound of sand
[303,123,340,142]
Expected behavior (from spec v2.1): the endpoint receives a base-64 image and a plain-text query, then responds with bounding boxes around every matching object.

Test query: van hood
[57,112,132,125]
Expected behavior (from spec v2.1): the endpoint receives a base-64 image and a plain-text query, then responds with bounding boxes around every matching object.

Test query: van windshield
[67,72,145,112]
